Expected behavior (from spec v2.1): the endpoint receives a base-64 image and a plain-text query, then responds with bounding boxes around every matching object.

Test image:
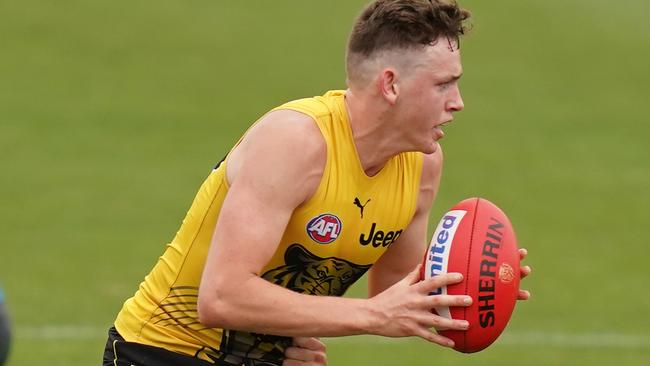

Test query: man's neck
[344,89,407,177]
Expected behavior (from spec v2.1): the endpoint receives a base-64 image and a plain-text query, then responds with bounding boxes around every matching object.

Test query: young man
[104,1,531,365]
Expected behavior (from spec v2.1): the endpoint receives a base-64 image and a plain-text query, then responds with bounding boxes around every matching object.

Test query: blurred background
[1,0,649,365]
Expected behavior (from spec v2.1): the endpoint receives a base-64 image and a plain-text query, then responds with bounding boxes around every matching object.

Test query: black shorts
[102,327,281,366]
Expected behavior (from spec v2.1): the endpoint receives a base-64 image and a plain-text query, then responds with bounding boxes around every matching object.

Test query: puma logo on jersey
[359,223,403,248]
[306,214,342,244]
[353,197,371,218]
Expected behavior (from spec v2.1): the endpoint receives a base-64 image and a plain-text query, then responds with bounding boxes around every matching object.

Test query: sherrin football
[420,197,520,353]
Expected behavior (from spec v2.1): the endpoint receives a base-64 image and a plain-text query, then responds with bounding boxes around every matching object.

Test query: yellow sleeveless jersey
[114,90,424,365]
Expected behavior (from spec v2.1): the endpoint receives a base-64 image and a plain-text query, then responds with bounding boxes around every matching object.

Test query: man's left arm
[368,149,443,297]
[368,148,532,300]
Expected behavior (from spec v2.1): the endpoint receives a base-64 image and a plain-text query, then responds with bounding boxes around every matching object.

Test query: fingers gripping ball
[420,198,520,353]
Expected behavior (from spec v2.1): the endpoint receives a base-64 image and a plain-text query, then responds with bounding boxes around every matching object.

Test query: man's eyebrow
[441,73,463,83]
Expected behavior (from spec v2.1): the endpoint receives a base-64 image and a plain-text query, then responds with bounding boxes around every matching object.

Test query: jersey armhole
[214,111,274,188]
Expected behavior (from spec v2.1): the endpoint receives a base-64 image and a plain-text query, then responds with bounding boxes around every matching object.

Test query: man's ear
[377,68,399,105]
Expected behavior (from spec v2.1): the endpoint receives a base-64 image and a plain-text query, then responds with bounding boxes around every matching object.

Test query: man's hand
[366,264,472,348]
[283,337,327,366]
[518,248,532,300]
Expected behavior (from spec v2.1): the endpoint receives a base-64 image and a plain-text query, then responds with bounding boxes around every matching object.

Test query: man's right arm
[197,110,468,346]
[199,110,371,337]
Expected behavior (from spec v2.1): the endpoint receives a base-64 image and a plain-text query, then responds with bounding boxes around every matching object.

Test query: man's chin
[422,141,440,154]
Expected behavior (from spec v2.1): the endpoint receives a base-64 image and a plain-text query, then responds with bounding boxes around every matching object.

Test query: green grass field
[1,0,649,365]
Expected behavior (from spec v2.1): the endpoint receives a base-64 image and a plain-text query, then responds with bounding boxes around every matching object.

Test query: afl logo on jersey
[306,214,342,244]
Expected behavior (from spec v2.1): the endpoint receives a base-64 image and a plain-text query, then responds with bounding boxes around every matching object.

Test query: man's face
[394,39,465,154]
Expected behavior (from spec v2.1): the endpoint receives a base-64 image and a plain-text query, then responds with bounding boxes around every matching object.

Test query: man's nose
[448,86,464,112]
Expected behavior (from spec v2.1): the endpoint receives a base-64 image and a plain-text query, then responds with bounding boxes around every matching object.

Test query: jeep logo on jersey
[359,223,403,248]
[306,214,342,244]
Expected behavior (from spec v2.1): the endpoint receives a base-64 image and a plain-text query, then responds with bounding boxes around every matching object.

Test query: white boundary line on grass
[14,325,650,349]
[331,332,650,349]
[16,325,102,340]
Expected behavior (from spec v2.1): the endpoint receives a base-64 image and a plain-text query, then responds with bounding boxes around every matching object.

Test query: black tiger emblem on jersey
[262,243,372,296]
[218,244,372,363]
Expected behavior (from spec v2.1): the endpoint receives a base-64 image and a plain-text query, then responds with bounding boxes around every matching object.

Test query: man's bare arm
[197,113,468,345]
[368,149,444,297]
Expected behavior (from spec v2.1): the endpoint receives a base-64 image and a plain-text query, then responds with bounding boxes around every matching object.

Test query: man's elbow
[197,287,236,329]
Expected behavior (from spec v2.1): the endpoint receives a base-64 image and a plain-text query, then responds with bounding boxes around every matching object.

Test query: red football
[420,198,520,353]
